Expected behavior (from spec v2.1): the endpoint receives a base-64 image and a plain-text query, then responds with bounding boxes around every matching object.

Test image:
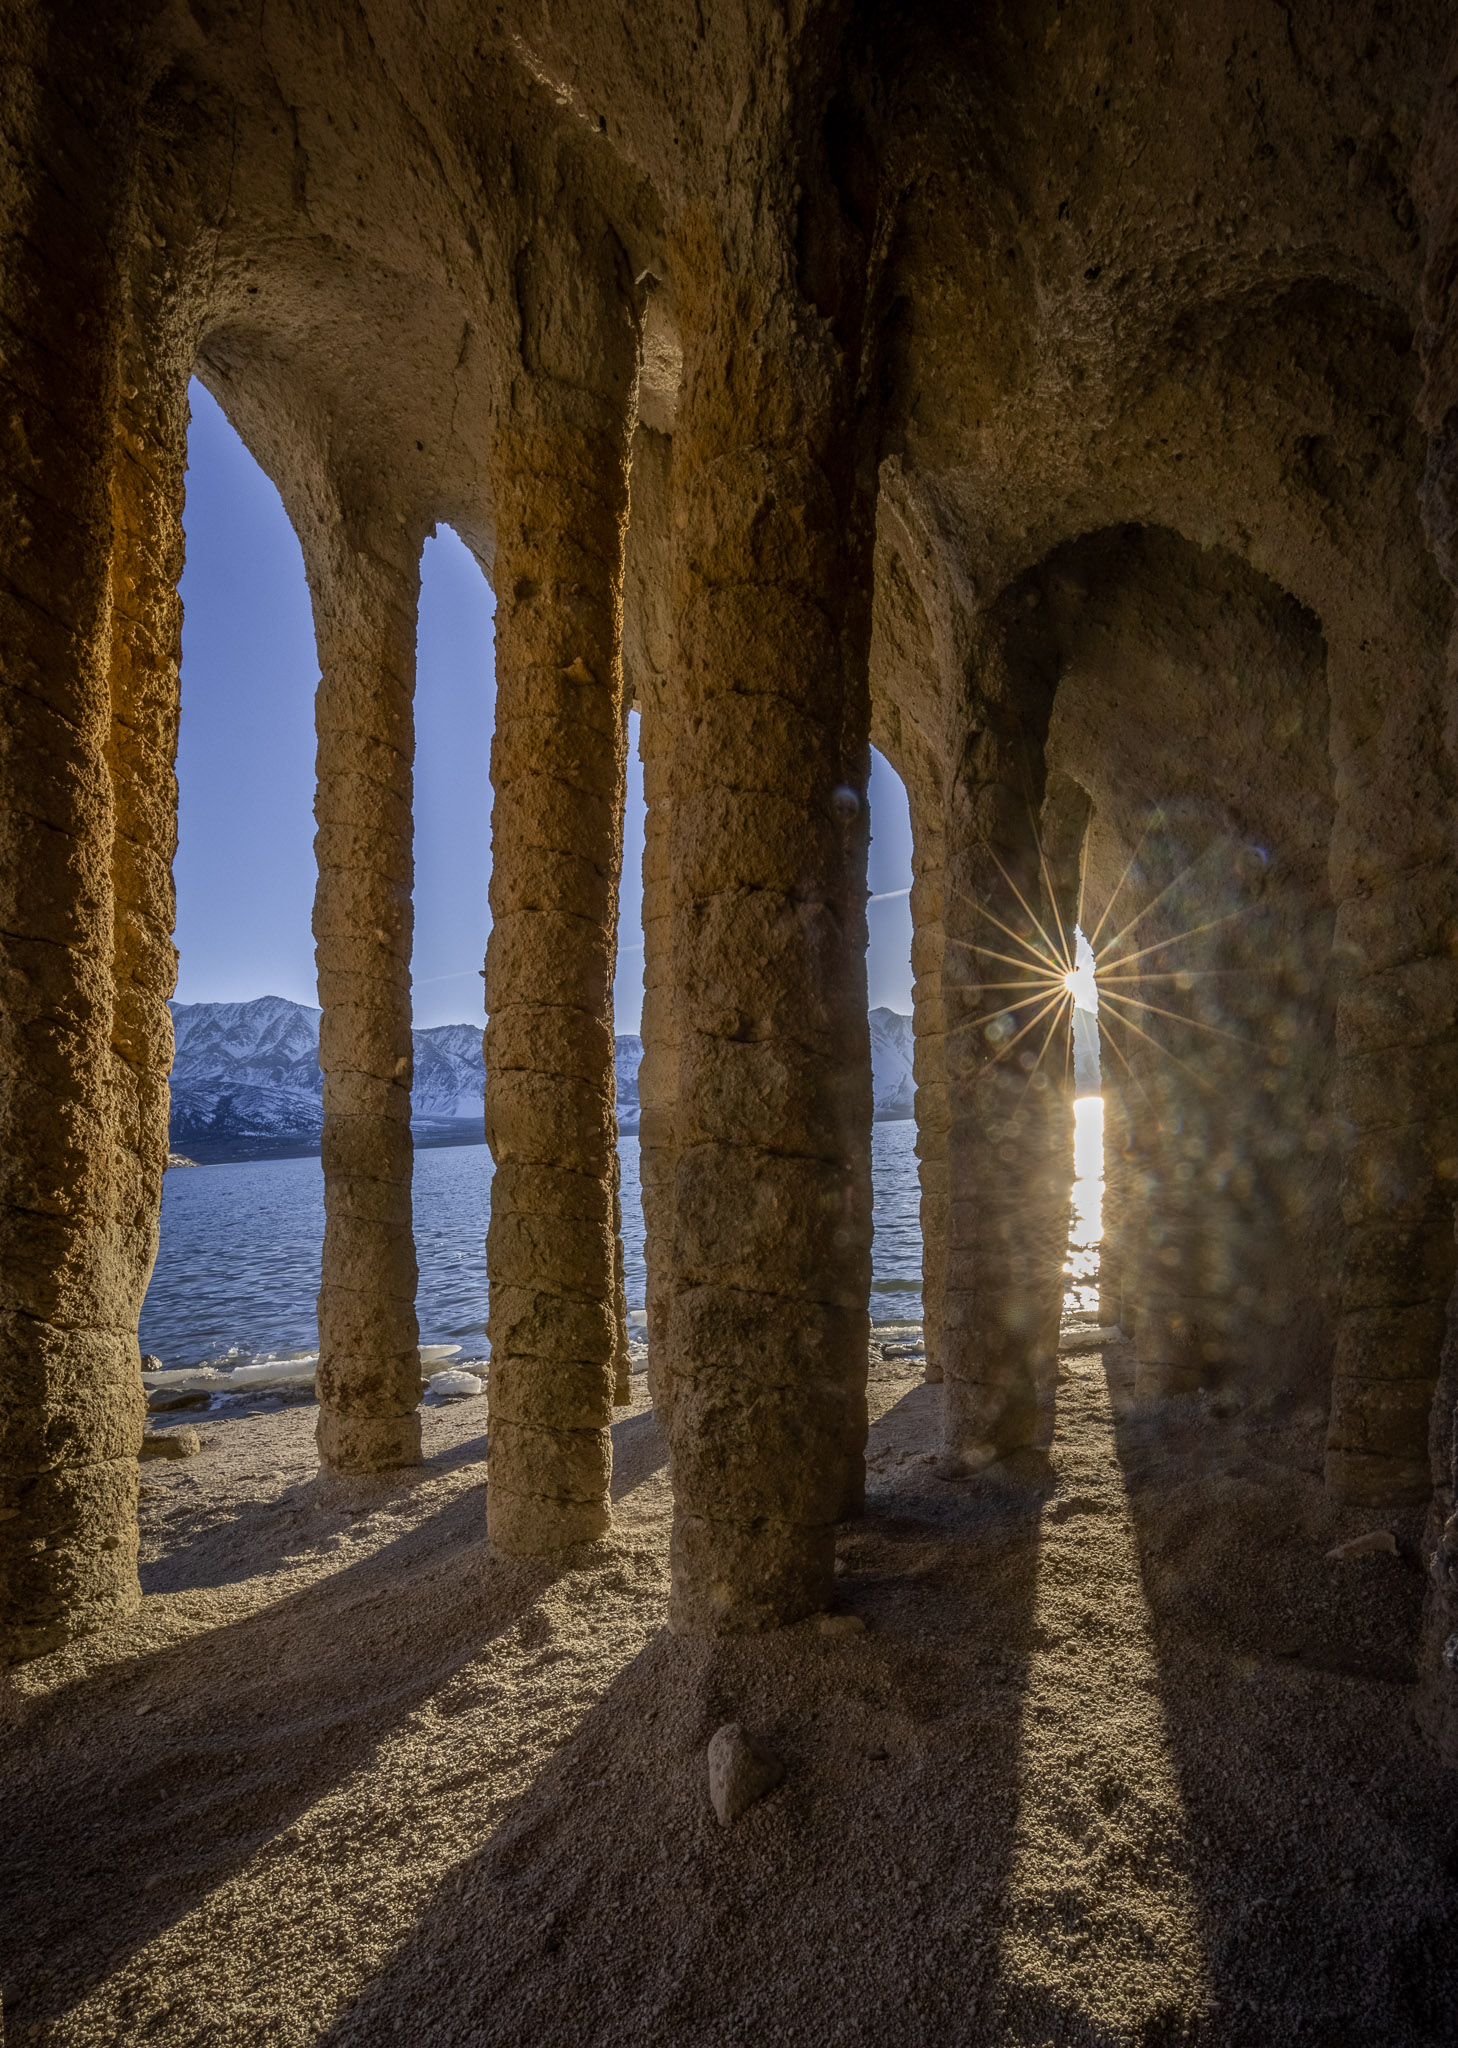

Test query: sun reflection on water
[1065,1094,1104,1319]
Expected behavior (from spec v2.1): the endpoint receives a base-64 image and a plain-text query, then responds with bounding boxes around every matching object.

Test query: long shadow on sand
[133,1404,662,1602]
[2,1400,672,2034]
[610,1402,668,1499]
[311,1382,1057,2048]
[135,1432,489,1596]
[1104,1342,1458,2046]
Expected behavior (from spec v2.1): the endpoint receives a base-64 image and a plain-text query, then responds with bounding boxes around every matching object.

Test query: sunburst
[951,808,1263,1323]
[960,807,1257,1102]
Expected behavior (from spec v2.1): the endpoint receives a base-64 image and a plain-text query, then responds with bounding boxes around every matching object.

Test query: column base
[487,1489,612,1554]
[667,1513,835,1634]
[943,1366,1041,1468]
[1324,1446,1432,1508]
[1,1452,142,1665]
[315,1410,422,1474]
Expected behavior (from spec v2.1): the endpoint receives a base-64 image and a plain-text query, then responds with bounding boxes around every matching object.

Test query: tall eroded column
[484,389,635,1552]
[1,47,148,1659]
[1323,93,1458,1508]
[664,267,875,1633]
[310,528,422,1473]
[942,718,1073,1471]
[107,336,189,1454]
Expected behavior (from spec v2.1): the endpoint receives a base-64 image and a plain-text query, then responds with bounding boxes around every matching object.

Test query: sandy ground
[3,1342,1457,2048]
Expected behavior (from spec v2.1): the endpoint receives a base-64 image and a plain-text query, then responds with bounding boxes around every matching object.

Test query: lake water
[139,1122,927,1367]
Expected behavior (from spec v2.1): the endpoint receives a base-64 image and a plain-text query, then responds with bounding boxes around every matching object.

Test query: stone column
[0,42,149,1659]
[1410,30,1458,1756]
[107,333,190,1447]
[1318,590,1458,1507]
[663,255,875,1633]
[309,526,422,1473]
[1319,73,1458,1511]
[483,383,636,1553]
[942,714,1073,1472]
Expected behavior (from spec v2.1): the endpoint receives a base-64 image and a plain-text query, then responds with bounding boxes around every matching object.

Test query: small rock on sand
[818,1613,866,1637]
[1326,1530,1398,1561]
[707,1723,783,1826]
[140,1428,202,1461]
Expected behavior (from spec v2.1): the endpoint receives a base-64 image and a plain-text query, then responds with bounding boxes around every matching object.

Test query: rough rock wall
[1411,28,1458,1762]
[0,14,155,1660]
[9,0,1458,1674]
[873,3,1456,1507]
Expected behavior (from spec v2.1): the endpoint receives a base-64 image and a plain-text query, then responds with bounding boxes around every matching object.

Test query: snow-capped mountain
[167,996,642,1159]
[169,997,327,1150]
[615,1035,643,1128]
[167,996,912,1159]
[410,1022,489,1122]
[870,1006,917,1120]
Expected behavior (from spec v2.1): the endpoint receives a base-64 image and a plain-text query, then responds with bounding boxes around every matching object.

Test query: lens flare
[966,804,1253,1104]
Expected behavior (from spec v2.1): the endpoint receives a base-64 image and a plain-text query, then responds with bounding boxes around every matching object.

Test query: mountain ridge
[167,995,916,1162]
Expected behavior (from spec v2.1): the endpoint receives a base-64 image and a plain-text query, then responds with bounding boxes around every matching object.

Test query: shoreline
[168,1110,917,1170]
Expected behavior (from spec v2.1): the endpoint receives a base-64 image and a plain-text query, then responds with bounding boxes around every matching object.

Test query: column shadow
[1105,1342,1458,2045]
[2,1399,670,2036]
[311,1381,1055,2048]
[611,1403,669,1499]
[0,1480,564,2033]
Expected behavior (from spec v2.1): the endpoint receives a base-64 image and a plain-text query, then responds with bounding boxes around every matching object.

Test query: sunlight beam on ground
[1003,1110,1209,2037]
[56,1527,670,2043]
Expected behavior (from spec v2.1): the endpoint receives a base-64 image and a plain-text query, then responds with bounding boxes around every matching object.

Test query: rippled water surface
[140,1122,926,1367]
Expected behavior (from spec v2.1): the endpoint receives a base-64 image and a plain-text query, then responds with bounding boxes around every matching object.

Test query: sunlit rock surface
[7,0,1458,2033]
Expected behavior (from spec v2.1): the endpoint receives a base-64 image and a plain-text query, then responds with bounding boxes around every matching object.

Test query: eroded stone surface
[310,522,423,1477]
[4,0,1458,1776]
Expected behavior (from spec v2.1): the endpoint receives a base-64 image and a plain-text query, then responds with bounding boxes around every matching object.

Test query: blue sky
[175,380,914,1031]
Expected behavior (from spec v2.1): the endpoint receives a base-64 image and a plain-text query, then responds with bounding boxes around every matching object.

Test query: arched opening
[614,707,650,1375]
[139,380,325,1383]
[406,526,496,1396]
[936,522,1337,1473]
[866,746,922,1353]
[1031,525,1336,1414]
[1065,927,1104,1326]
